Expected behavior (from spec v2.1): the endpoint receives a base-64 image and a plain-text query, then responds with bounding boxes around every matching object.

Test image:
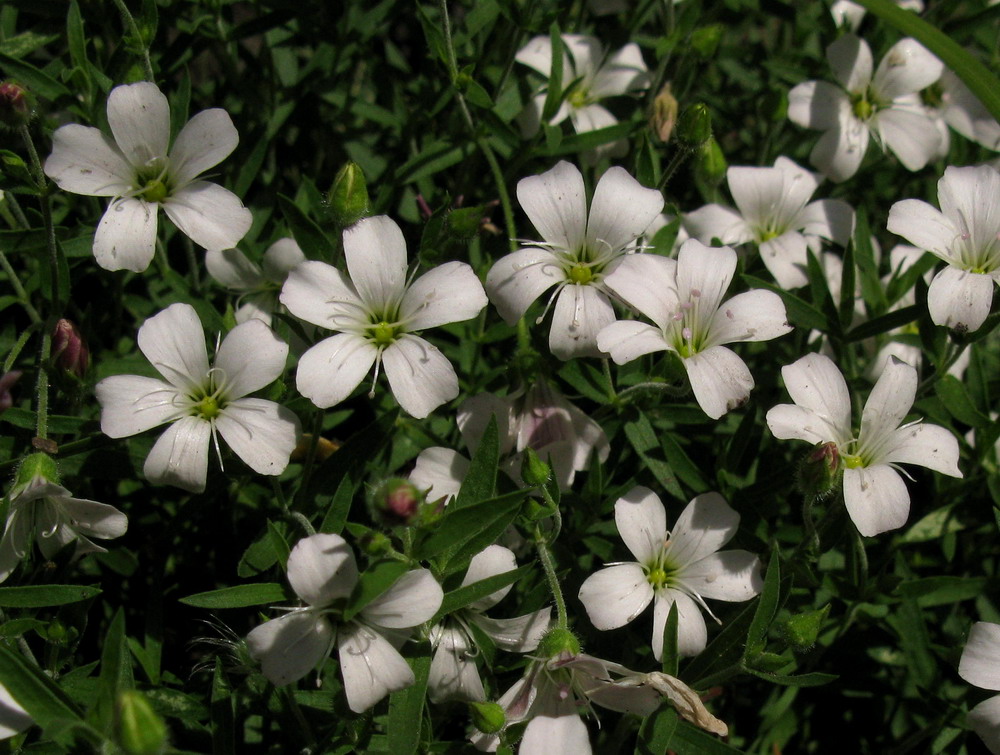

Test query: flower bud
[796,442,841,500]
[14,452,58,491]
[0,81,31,129]
[370,478,424,527]
[537,627,581,659]
[327,161,370,228]
[446,204,493,240]
[359,531,393,557]
[115,691,168,755]
[780,605,829,653]
[51,319,89,379]
[694,136,727,188]
[690,25,724,59]
[468,701,506,734]
[0,370,22,412]
[520,448,552,487]
[649,83,679,143]
[676,103,712,149]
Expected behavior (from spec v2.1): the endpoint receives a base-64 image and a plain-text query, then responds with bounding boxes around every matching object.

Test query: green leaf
[237,523,282,578]
[845,305,920,342]
[342,560,411,622]
[743,666,838,687]
[0,31,60,59]
[660,600,680,676]
[414,489,526,570]
[0,644,86,736]
[743,275,828,332]
[179,583,287,609]
[744,551,779,659]
[432,565,532,623]
[896,576,992,607]
[453,415,499,509]
[669,719,744,753]
[278,194,332,261]
[0,52,71,101]
[386,652,431,755]
[682,600,756,687]
[624,412,685,501]
[211,659,236,755]
[839,235,857,330]
[92,608,134,733]
[538,122,635,156]
[67,1,90,82]
[853,206,886,312]
[899,504,965,544]
[934,375,991,428]
[0,585,100,608]
[540,24,564,123]
[635,707,679,755]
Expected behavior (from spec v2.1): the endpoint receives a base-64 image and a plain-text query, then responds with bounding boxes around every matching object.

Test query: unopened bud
[0,81,31,129]
[0,370,22,412]
[51,319,89,378]
[690,25,724,59]
[469,701,506,734]
[520,448,552,488]
[116,690,168,755]
[694,137,727,187]
[537,627,581,659]
[370,478,424,526]
[780,605,829,652]
[796,442,841,500]
[446,205,492,239]
[359,531,393,556]
[327,161,370,228]
[649,83,679,143]
[676,103,712,149]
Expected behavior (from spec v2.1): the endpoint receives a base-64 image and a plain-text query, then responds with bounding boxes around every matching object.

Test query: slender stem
[535,526,568,630]
[601,358,618,403]
[4,193,31,230]
[35,326,52,440]
[111,0,155,82]
[20,125,63,311]
[657,145,692,191]
[0,250,41,324]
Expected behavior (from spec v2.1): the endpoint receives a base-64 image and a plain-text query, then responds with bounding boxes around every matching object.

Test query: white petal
[683,345,754,420]
[0,682,32,739]
[143,416,211,492]
[886,199,956,260]
[520,711,592,755]
[928,265,995,333]
[779,353,853,443]
[338,623,414,713]
[163,181,252,251]
[471,609,552,652]
[681,551,762,602]
[137,303,209,393]
[428,626,485,703]
[463,545,518,611]
[57,497,128,541]
[667,491,740,566]
[96,375,181,438]
[382,334,458,418]
[515,35,558,77]
[44,124,133,196]
[214,319,288,398]
[615,486,668,562]
[766,404,835,444]
[205,248,264,291]
[280,260,367,330]
[409,447,468,504]
[362,568,443,629]
[343,215,409,311]
[968,696,1000,755]
[683,204,752,246]
[517,161,587,253]
[788,81,849,130]
[295,334,376,409]
[881,422,961,478]
[875,107,941,171]
[677,239,736,316]
[596,320,666,364]
[758,231,809,289]
[860,356,916,450]
[938,166,1000,248]
[872,38,943,100]
[586,167,664,253]
[590,42,649,97]
[169,108,240,186]
[93,198,158,272]
[842,465,910,536]
[961,623,1000,691]
[707,289,791,346]
[796,199,856,246]
[458,393,515,456]
[601,249,678,327]
[401,261,487,330]
[827,34,872,93]
[485,248,564,325]
[653,590,707,659]
[246,611,333,686]
[287,533,359,607]
[216,398,298,476]
[563,34,603,80]
[106,82,170,168]
[548,284,615,360]
[810,117,870,183]
[578,564,654,630]
[262,238,306,281]
[728,163,819,232]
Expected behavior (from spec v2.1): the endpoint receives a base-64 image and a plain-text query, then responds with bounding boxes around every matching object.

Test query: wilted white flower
[44,82,251,272]
[206,238,305,324]
[958,622,1000,753]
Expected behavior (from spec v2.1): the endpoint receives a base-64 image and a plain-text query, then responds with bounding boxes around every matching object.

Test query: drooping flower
[485,161,664,360]
[958,621,1000,753]
[428,545,551,703]
[766,353,962,536]
[684,157,855,289]
[44,82,251,272]
[887,164,1000,332]
[515,35,649,161]
[578,486,762,658]
[597,239,792,419]
[206,238,305,325]
[280,215,487,418]
[788,34,943,182]
[95,303,299,493]
[246,533,443,713]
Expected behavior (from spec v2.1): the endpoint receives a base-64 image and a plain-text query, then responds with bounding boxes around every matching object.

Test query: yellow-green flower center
[851,94,873,120]
[842,453,864,469]
[371,321,398,346]
[568,87,590,108]
[140,178,169,203]
[195,395,222,421]
[568,264,595,285]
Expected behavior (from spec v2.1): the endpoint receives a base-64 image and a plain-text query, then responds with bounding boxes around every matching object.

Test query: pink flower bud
[52,319,89,378]
[370,478,424,526]
[0,370,22,411]
[0,81,31,128]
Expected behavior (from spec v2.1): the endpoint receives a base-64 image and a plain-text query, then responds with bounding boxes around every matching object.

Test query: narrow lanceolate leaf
[635,707,679,755]
[624,412,684,500]
[744,551,780,659]
[92,608,134,733]
[742,666,838,687]
[341,560,411,622]
[453,415,499,510]
[386,652,431,755]
[661,600,680,677]
[432,565,532,623]
[934,375,992,428]
[0,644,87,735]
[179,583,288,609]
[0,585,100,608]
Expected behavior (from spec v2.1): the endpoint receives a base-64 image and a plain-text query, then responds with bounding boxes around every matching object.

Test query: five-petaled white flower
[788,34,943,182]
[684,157,855,289]
[95,303,299,493]
[887,164,1000,332]
[597,239,792,419]
[246,533,443,713]
[44,82,252,272]
[280,215,487,418]
[766,353,962,536]
[958,621,1000,754]
[206,238,306,325]
[428,545,551,703]
[485,161,664,360]
[578,486,762,659]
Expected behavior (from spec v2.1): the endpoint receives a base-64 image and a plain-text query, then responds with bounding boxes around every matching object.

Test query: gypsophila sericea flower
[684,156,855,289]
[830,0,923,31]
[246,533,443,713]
[0,453,127,583]
[428,545,551,703]
[95,303,299,493]
[887,164,1000,332]
[788,34,943,182]
[485,161,664,360]
[280,215,487,418]
[766,353,962,536]
[44,82,251,272]
[597,239,792,419]
[578,486,762,658]
[206,238,305,325]
[958,621,1000,753]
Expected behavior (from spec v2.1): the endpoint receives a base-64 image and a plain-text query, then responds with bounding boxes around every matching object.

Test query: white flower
[887,164,1000,332]
[206,238,305,324]
[515,35,649,160]
[95,303,299,493]
[280,215,487,418]
[830,0,923,32]
[788,34,943,182]
[958,621,1000,754]
[766,353,962,536]
[0,474,127,583]
[684,157,855,289]
[44,82,251,272]
[0,683,32,740]
[597,239,792,419]
[428,545,551,703]
[930,69,1000,153]
[485,161,664,360]
[578,486,762,659]
[246,533,443,713]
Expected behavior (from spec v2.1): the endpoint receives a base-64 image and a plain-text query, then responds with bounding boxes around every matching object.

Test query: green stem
[20,125,63,312]
[35,326,52,440]
[657,145,693,191]
[111,0,155,82]
[535,526,567,630]
[0,250,41,324]
[3,192,31,230]
[601,358,618,404]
